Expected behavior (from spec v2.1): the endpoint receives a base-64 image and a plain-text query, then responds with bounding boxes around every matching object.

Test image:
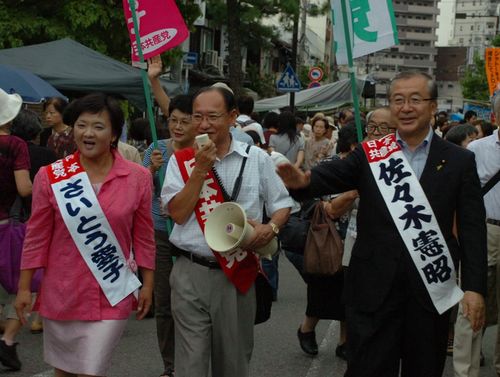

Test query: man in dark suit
[278,71,487,377]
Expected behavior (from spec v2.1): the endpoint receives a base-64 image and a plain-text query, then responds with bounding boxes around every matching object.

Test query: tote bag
[303,202,344,275]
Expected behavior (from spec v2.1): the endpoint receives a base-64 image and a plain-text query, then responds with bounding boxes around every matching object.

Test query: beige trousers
[488,223,500,374]
[453,303,482,377]
[170,255,256,377]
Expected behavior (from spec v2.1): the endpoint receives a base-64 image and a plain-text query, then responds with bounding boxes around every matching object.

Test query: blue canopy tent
[0,63,67,103]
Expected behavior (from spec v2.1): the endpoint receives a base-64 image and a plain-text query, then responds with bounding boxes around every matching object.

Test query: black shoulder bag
[482,169,500,197]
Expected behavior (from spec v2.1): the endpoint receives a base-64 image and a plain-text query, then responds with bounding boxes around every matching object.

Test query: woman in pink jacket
[15,93,155,377]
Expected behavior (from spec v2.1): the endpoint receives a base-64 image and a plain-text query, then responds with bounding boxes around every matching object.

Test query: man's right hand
[194,139,217,174]
[276,164,311,189]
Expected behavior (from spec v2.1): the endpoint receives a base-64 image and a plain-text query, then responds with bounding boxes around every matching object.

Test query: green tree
[460,36,500,101]
[206,0,290,96]
[461,53,489,101]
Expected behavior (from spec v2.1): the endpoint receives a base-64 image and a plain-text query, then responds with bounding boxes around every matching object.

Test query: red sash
[175,148,259,293]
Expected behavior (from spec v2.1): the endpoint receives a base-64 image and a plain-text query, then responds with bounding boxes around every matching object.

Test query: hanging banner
[123,0,189,63]
[331,0,399,65]
[485,48,500,96]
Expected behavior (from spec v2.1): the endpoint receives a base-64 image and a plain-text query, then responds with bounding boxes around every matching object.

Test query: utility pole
[298,0,308,67]
[290,1,299,113]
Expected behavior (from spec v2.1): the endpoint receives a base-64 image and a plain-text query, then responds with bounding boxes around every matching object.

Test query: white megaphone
[204,202,278,260]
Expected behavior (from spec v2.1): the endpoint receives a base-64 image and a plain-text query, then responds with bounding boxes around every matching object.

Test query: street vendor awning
[254,77,366,112]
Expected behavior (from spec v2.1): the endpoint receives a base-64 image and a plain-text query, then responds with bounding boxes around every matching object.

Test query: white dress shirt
[161,139,294,257]
[468,130,500,220]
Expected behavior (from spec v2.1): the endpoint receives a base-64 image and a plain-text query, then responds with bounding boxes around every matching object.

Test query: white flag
[331,0,399,65]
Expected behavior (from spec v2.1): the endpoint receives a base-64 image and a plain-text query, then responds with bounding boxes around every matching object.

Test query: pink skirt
[43,318,127,375]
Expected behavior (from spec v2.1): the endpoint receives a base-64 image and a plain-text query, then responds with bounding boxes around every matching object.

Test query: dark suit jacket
[291,134,487,313]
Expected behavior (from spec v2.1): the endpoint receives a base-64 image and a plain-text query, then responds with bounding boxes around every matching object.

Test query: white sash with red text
[362,134,463,314]
[47,153,141,306]
[175,148,259,294]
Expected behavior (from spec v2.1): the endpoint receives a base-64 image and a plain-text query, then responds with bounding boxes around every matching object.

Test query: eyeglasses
[366,123,396,133]
[191,112,227,125]
[390,96,435,107]
[167,116,191,127]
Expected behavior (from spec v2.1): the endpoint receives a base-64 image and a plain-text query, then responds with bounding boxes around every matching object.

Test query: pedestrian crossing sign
[276,63,301,93]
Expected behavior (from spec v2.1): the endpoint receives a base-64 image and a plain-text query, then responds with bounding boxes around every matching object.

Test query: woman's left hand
[136,285,153,320]
[14,289,32,325]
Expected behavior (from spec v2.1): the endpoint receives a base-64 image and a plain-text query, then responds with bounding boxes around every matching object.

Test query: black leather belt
[176,248,221,269]
[487,218,500,226]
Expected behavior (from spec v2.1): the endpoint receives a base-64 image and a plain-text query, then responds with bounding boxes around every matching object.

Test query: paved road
[1,256,497,377]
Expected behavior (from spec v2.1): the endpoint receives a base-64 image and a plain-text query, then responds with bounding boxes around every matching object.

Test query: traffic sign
[308,67,323,82]
[277,64,301,93]
[183,52,198,66]
[308,81,321,89]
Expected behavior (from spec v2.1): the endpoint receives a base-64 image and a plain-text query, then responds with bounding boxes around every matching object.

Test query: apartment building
[368,0,439,103]
[449,0,499,60]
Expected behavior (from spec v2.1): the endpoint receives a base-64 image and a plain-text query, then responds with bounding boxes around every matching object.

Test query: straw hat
[0,89,22,126]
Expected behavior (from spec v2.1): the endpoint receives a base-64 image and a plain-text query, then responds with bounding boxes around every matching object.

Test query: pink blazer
[21,151,155,320]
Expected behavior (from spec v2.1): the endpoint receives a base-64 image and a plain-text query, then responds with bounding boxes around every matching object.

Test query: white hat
[211,82,234,95]
[0,89,22,126]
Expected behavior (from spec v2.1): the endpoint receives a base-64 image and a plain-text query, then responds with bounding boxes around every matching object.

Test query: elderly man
[366,106,396,141]
[161,86,292,377]
[459,95,500,376]
[278,71,487,377]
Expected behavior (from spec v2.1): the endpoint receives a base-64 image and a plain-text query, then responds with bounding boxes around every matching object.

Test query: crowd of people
[0,67,498,377]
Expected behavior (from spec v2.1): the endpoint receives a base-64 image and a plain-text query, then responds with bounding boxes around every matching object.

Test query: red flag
[123,0,189,62]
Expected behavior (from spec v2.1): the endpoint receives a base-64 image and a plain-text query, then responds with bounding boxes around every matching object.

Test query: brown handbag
[303,202,344,275]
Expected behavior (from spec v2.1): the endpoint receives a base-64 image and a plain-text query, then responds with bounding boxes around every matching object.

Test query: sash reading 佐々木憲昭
[362,134,463,314]
[47,153,141,307]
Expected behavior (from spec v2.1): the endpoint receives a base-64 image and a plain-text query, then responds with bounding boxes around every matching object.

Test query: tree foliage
[204,0,305,95]
[460,35,500,101]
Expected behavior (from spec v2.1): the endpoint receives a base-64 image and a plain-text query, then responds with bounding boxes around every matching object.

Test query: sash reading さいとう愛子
[47,153,141,307]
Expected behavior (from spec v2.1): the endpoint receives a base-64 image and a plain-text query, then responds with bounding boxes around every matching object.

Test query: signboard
[464,103,492,122]
[308,67,323,82]
[123,0,189,63]
[485,48,500,96]
[183,52,198,66]
[331,0,399,65]
[277,64,301,93]
[308,82,321,89]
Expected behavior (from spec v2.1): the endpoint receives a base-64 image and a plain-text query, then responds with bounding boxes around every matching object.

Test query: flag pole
[340,0,364,143]
[128,0,159,150]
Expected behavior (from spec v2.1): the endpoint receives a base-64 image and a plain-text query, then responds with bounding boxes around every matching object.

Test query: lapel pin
[436,160,446,171]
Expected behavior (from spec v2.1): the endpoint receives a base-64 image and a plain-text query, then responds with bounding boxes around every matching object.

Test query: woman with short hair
[15,93,155,377]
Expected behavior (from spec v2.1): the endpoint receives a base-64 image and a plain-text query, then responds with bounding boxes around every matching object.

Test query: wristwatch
[268,221,280,235]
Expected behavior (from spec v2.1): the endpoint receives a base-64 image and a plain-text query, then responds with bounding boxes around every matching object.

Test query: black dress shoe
[335,343,347,361]
[0,339,21,370]
[297,327,318,355]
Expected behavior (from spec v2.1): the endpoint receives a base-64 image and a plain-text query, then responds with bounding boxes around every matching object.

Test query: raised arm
[148,55,170,117]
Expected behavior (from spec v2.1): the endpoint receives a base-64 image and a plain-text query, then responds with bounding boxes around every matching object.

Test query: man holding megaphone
[161,85,292,377]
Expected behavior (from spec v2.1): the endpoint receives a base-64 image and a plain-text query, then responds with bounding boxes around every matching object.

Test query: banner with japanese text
[123,0,189,63]
[331,0,399,65]
[485,48,500,96]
